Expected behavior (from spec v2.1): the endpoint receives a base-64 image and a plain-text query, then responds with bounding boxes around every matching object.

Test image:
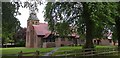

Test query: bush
[15,39,25,47]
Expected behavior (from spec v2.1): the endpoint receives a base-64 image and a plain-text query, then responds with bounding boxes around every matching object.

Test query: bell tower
[26,11,39,48]
[27,11,39,27]
[26,1,40,48]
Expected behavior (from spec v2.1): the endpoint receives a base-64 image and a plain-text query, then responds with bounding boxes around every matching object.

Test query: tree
[2,2,21,47]
[44,2,82,37]
[44,2,119,49]
[13,27,26,46]
[102,2,120,53]
[81,2,95,48]
[44,2,96,48]
[114,2,120,53]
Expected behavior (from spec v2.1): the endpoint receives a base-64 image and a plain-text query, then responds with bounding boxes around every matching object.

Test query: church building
[26,11,80,48]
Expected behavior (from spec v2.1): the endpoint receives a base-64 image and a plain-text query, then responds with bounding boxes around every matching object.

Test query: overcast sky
[16,3,46,28]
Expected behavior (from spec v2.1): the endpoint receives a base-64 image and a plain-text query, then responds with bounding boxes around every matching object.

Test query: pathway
[43,47,59,56]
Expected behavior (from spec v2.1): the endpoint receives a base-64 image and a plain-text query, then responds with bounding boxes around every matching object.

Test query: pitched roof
[33,23,51,35]
[33,23,79,39]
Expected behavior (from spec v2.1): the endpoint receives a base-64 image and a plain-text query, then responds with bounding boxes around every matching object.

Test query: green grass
[0,45,117,56]
[95,45,117,48]
[58,45,117,51]
[1,47,54,55]
[52,45,117,56]
[58,46,82,51]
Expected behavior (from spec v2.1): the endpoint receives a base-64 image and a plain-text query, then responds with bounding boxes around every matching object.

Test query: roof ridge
[39,23,47,24]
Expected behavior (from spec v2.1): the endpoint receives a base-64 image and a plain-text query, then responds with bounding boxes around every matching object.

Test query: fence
[54,48,118,56]
[18,50,40,58]
[17,48,118,57]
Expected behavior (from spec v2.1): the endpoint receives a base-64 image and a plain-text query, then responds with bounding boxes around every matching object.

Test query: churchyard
[1,1,120,58]
[1,46,118,56]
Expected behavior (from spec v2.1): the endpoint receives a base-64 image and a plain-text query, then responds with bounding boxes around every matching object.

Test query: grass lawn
[52,45,117,56]
[1,47,54,55]
[58,45,117,51]
[0,45,117,55]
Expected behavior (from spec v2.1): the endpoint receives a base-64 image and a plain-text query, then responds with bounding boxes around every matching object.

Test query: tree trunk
[2,38,4,47]
[115,16,120,53]
[84,19,94,48]
[82,3,94,49]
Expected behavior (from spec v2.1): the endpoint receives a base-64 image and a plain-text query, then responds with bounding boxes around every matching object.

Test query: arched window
[36,22,38,24]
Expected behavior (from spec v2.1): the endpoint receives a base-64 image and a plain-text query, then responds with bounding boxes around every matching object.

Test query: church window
[36,22,38,24]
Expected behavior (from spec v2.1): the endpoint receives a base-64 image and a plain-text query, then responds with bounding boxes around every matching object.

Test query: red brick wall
[43,42,55,48]
[55,38,73,47]
[26,20,35,48]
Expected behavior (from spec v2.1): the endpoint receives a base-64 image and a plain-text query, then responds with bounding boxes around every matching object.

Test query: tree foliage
[44,2,119,49]
[13,27,26,46]
[44,2,82,36]
[2,2,21,45]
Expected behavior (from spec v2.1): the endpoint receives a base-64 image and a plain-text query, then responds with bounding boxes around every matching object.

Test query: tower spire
[28,10,39,20]
[28,1,39,20]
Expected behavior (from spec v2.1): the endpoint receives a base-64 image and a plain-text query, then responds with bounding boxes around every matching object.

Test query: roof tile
[33,23,51,35]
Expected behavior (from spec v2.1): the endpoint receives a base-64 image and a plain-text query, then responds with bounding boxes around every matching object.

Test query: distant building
[93,29,118,46]
[106,30,113,43]
[26,12,80,48]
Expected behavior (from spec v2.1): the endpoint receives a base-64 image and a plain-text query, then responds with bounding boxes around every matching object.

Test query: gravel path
[43,47,59,56]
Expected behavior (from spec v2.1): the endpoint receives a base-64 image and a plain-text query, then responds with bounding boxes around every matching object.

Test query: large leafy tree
[44,2,82,37]
[99,2,120,52]
[114,2,120,52]
[44,2,95,48]
[2,2,21,46]
[103,2,120,52]
[93,2,120,52]
[44,2,119,49]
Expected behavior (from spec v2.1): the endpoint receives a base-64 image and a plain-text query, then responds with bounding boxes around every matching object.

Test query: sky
[16,3,46,28]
